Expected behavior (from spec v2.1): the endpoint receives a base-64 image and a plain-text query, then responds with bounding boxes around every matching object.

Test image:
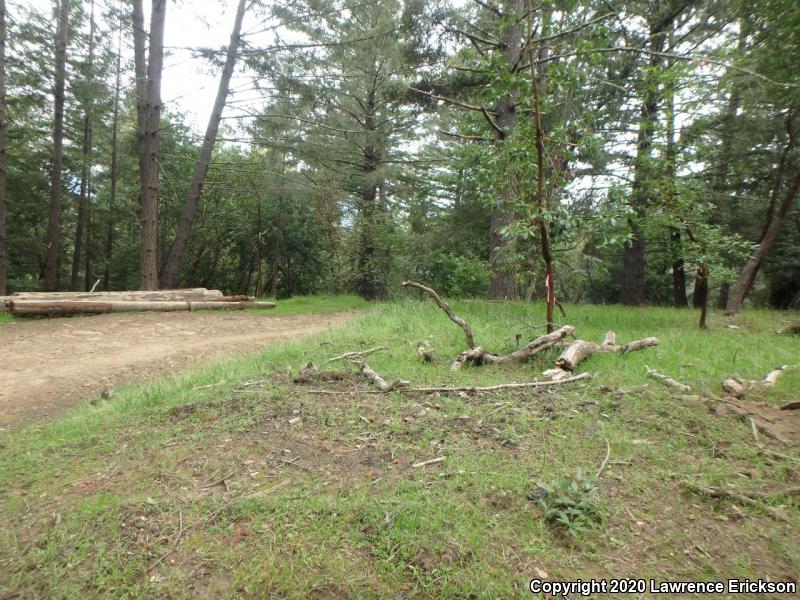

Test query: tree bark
[726,168,800,314]
[0,0,6,295]
[70,0,96,291]
[487,0,523,300]
[104,23,123,291]
[620,27,666,305]
[159,0,246,288]
[139,0,166,290]
[43,0,69,291]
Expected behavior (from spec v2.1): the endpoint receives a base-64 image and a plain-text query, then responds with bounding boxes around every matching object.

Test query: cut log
[9,288,224,302]
[221,295,254,302]
[7,299,274,316]
[450,325,574,370]
[722,365,788,399]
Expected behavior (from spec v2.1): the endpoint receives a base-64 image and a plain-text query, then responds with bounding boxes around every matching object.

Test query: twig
[406,372,593,393]
[749,418,760,442]
[89,278,101,293]
[192,380,225,390]
[412,456,446,468]
[645,366,691,392]
[326,346,387,363]
[744,486,800,499]
[200,469,236,489]
[758,447,800,463]
[681,482,789,522]
[595,437,611,479]
[402,280,475,349]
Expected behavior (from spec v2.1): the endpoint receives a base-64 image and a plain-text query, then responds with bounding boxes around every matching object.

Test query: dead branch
[681,481,789,522]
[450,325,575,370]
[552,331,659,372]
[402,280,475,349]
[352,360,409,393]
[781,400,800,411]
[722,365,788,399]
[406,372,593,393]
[645,366,692,392]
[326,346,387,363]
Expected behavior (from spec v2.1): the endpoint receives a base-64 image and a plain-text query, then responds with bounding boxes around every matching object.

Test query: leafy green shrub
[535,468,602,538]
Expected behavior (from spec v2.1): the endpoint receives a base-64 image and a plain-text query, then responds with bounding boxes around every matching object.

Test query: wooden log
[7,299,272,316]
[352,360,409,392]
[222,295,254,302]
[8,288,224,302]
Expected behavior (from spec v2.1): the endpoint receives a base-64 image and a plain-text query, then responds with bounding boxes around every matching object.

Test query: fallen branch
[781,400,800,411]
[406,372,593,393]
[326,346,387,363]
[681,481,789,522]
[402,280,475,349]
[352,360,409,392]
[722,365,788,399]
[450,325,575,370]
[544,331,658,379]
[645,366,692,392]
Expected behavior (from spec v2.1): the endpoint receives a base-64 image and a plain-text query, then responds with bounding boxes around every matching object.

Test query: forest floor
[0,295,365,428]
[1,300,799,598]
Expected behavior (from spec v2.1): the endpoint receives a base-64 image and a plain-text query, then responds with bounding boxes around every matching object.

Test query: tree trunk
[670,228,688,307]
[726,169,800,314]
[487,0,523,301]
[104,24,123,292]
[159,0,246,288]
[43,0,69,291]
[620,28,666,305]
[354,91,386,301]
[0,0,6,295]
[70,0,96,291]
[139,0,166,290]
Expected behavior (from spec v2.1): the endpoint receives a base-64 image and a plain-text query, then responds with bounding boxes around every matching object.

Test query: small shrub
[535,467,602,537]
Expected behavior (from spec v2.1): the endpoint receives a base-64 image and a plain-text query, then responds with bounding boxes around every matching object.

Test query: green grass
[0,312,13,325]
[253,293,369,315]
[1,300,799,599]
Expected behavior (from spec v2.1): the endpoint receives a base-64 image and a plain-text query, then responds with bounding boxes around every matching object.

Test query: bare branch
[402,280,476,349]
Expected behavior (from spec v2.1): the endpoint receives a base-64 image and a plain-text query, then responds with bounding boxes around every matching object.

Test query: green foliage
[536,468,602,538]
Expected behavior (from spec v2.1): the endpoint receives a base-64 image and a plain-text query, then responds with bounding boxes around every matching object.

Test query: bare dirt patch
[0,311,352,428]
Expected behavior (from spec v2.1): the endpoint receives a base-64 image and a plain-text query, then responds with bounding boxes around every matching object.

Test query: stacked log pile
[1,288,275,316]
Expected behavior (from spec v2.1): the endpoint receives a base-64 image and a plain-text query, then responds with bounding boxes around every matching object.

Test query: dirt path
[0,311,352,428]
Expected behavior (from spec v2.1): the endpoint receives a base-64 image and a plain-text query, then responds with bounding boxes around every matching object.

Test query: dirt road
[0,311,352,428]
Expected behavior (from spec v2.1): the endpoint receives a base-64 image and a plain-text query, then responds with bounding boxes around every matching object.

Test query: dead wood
[781,400,800,411]
[326,346,387,363]
[722,365,788,399]
[450,325,575,370]
[645,366,692,392]
[682,481,789,522]
[406,372,593,393]
[402,280,475,349]
[352,360,409,392]
[8,299,274,315]
[779,322,800,335]
[546,331,659,378]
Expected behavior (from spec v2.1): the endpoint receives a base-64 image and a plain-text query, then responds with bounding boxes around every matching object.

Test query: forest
[0,0,798,315]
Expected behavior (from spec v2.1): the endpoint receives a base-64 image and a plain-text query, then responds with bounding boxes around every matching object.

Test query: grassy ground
[1,300,799,599]
[254,294,369,315]
[0,312,13,325]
